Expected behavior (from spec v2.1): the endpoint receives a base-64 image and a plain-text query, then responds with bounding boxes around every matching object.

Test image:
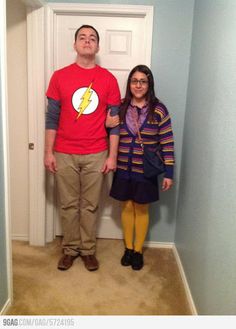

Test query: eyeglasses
[130,79,149,86]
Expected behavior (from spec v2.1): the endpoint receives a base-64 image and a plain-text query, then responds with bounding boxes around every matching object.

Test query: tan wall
[7,0,29,240]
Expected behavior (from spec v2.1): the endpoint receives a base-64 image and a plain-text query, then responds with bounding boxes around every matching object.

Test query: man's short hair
[74,25,100,44]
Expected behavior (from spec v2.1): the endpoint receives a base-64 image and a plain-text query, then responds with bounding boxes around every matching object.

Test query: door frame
[27,4,46,246]
[28,3,153,245]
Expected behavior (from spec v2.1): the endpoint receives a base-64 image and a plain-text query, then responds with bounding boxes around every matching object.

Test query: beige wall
[7,0,29,240]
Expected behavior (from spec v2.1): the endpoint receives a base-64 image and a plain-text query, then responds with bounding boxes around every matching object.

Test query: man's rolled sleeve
[108,105,120,136]
[45,98,61,130]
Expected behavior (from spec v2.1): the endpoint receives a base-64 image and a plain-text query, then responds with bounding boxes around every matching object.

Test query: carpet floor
[7,238,192,315]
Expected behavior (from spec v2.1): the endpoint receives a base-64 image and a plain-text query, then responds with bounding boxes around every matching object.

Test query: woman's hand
[162,178,173,191]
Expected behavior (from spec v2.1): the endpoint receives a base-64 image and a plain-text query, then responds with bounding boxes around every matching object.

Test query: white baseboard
[172,245,198,315]
[0,298,11,315]
[11,234,28,241]
[144,241,174,249]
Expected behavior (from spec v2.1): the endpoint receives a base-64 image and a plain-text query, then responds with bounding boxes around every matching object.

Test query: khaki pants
[55,150,107,256]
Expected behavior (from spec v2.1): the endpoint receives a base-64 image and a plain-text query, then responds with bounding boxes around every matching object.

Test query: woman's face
[130,71,149,102]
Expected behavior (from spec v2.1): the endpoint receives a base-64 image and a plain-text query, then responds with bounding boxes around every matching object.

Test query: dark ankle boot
[121,248,134,266]
[132,251,143,270]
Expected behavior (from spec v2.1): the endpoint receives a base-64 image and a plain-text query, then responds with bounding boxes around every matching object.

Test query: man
[44,25,120,271]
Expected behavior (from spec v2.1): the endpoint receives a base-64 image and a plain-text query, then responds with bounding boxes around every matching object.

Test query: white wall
[7,0,29,240]
[175,0,236,315]
[148,0,194,242]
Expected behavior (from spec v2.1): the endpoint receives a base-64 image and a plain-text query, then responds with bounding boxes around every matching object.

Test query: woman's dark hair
[74,25,100,44]
[120,64,159,121]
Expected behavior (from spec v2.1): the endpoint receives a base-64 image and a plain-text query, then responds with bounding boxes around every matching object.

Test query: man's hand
[44,152,57,173]
[101,156,117,174]
[161,178,173,191]
[44,129,57,173]
[105,109,120,128]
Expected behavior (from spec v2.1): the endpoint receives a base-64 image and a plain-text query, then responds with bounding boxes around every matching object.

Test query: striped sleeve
[155,104,175,179]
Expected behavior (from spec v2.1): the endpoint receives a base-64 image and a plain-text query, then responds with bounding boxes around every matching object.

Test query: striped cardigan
[116,102,175,179]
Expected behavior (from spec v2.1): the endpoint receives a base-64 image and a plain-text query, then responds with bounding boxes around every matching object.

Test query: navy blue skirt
[110,173,159,204]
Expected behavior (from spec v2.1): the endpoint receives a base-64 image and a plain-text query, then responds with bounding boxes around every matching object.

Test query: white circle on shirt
[72,86,99,116]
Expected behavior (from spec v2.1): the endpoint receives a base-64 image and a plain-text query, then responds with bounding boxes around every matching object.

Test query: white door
[45,4,153,240]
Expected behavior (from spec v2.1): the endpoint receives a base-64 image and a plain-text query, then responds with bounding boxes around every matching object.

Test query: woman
[110,65,175,270]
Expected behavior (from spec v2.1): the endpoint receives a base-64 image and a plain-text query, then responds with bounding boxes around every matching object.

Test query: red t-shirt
[46,63,121,154]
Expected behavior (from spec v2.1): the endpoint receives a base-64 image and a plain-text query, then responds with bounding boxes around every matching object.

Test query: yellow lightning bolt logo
[76,83,93,120]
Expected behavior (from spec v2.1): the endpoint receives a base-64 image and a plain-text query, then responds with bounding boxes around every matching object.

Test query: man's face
[74,27,99,57]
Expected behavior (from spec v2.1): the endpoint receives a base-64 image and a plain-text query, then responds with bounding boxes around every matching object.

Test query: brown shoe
[57,254,78,271]
[81,255,99,271]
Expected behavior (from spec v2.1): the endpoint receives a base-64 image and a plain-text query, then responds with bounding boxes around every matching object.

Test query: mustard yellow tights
[121,200,149,253]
